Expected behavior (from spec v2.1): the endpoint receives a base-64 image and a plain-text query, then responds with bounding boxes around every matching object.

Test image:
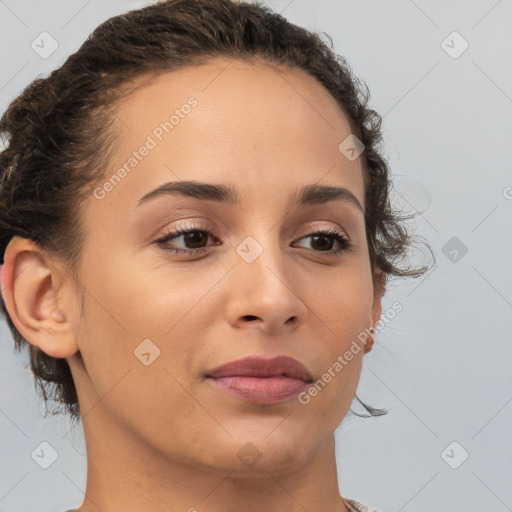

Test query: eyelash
[155,222,353,257]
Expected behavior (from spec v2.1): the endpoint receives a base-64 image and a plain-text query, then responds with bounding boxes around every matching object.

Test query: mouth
[205,355,314,404]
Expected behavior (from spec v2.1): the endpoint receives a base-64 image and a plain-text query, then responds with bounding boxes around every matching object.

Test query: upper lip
[206,355,313,383]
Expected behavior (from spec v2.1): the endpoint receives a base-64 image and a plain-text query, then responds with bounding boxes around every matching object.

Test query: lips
[206,355,313,383]
[205,355,314,404]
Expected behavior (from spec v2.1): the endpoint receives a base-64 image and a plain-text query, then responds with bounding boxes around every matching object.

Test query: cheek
[75,250,220,386]
[80,245,209,338]
[73,266,202,431]
[300,265,372,400]
[305,263,373,336]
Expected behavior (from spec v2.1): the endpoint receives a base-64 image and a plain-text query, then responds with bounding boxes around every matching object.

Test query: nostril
[243,315,259,321]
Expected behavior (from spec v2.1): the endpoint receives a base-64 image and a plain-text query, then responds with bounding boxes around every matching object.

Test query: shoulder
[344,497,381,512]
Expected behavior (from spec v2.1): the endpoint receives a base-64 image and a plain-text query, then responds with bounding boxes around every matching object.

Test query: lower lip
[207,376,310,404]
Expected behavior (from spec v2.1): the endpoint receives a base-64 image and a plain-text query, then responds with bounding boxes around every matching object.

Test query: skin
[1,57,385,512]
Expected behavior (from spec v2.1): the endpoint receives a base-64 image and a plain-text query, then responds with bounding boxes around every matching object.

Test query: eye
[293,227,353,257]
[154,223,353,257]
[155,223,216,254]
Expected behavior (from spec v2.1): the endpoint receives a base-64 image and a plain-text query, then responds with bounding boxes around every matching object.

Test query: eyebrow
[137,180,364,213]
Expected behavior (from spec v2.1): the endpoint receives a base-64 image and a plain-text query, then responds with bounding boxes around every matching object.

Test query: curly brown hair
[0,0,433,424]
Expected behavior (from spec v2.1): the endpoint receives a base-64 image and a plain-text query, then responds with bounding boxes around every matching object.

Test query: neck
[72,408,350,512]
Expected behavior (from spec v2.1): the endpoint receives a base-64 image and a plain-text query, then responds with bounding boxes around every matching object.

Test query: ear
[364,269,386,354]
[1,236,79,358]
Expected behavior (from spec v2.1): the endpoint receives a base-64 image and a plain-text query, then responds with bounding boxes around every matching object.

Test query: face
[66,57,383,475]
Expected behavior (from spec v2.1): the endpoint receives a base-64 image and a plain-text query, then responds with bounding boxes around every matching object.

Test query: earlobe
[1,236,79,359]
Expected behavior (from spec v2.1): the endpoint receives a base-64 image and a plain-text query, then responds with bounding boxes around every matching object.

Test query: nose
[225,239,308,334]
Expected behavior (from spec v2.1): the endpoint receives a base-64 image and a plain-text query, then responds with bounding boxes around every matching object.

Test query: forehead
[116,56,353,129]
[92,56,365,214]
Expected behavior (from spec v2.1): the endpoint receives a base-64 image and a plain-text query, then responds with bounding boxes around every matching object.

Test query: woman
[0,1,431,511]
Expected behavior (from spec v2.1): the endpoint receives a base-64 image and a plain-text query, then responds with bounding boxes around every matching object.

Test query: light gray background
[1,1,511,511]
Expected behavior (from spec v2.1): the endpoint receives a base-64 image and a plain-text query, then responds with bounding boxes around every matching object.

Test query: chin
[201,434,314,476]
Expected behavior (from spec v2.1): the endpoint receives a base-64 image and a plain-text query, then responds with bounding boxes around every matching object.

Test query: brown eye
[155,224,216,254]
[294,228,352,256]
